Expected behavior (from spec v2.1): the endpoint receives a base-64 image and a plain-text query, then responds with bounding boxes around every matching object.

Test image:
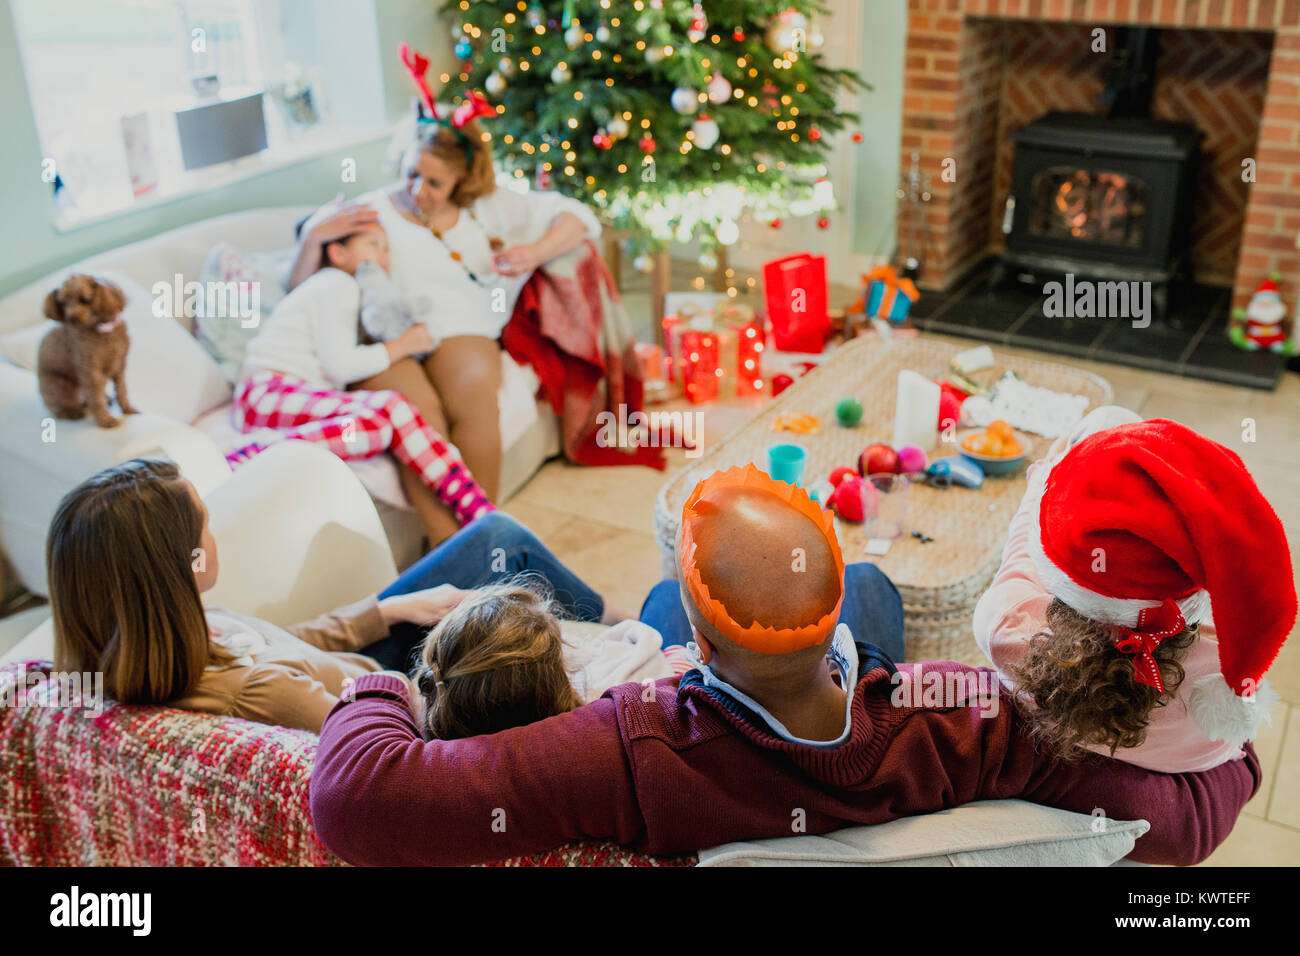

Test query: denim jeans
[361,511,606,670]
[637,562,907,663]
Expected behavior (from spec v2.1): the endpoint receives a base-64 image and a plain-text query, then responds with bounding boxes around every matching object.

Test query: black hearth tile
[1181,337,1286,390]
[1092,319,1199,369]
[1007,312,1110,359]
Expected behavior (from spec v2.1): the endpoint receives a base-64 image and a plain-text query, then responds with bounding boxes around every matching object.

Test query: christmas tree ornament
[485,71,507,96]
[707,73,732,104]
[498,57,515,76]
[454,37,473,61]
[691,114,720,149]
[527,1,544,30]
[565,23,583,49]
[835,396,863,427]
[769,218,783,229]
[595,21,611,43]
[551,62,571,84]
[607,116,629,139]
[716,218,740,245]
[808,127,821,141]
[688,2,708,43]
[766,9,809,53]
[671,87,698,113]
[698,251,718,272]
[817,216,830,230]
[593,130,613,150]
[638,135,656,153]
[645,45,665,64]
[561,0,576,29]
[733,27,746,41]
[853,131,864,142]
[634,254,654,274]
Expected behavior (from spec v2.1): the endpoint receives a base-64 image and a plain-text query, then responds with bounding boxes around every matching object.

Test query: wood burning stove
[996,111,1202,319]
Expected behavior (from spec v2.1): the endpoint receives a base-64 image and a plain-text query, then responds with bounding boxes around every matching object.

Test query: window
[12,0,388,227]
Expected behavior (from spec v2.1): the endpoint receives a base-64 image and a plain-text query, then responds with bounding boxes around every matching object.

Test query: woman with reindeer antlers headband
[288,44,600,543]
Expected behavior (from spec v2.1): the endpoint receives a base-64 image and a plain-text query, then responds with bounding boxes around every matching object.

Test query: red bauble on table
[829,475,878,523]
[859,443,900,477]
[771,373,795,395]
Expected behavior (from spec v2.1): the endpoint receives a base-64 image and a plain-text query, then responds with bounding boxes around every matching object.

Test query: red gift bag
[763,253,830,353]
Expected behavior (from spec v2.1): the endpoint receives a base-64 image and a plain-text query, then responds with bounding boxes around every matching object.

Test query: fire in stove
[1030,169,1145,247]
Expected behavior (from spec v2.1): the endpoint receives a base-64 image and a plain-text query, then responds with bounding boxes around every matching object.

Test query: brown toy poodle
[38,274,138,428]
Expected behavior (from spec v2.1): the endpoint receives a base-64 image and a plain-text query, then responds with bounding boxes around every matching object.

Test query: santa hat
[1253,277,1281,300]
[1029,419,1295,747]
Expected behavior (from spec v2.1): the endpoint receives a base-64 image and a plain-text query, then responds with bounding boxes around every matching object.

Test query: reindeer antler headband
[398,42,495,162]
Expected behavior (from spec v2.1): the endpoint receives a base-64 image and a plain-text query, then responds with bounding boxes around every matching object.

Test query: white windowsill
[51,124,391,233]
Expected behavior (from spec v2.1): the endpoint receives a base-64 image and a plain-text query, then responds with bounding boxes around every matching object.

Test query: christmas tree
[441,0,866,251]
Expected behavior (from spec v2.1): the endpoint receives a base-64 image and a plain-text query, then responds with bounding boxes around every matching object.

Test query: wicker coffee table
[653,336,1112,664]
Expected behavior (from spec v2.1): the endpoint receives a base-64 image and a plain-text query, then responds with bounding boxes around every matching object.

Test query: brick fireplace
[903,0,1300,314]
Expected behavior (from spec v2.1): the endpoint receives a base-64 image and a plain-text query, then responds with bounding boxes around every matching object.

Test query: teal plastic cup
[767,444,808,486]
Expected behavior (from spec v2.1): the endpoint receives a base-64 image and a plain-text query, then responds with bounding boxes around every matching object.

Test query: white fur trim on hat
[1189,674,1278,747]
[1027,511,1212,629]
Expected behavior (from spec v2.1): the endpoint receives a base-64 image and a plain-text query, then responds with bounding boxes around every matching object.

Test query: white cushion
[0,270,232,423]
[697,800,1150,867]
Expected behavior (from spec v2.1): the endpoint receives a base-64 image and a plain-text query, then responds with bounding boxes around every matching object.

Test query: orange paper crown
[680,464,846,655]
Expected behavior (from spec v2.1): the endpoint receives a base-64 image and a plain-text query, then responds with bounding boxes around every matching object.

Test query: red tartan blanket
[0,661,694,867]
[502,240,666,469]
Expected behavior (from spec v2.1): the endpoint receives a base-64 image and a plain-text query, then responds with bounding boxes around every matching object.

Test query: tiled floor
[504,271,1300,866]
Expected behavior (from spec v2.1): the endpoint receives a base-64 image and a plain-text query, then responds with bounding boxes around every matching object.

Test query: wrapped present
[678,328,721,404]
[735,320,765,395]
[763,253,830,352]
[863,265,920,323]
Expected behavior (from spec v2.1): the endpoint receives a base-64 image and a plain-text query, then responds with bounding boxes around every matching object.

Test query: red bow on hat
[1112,598,1186,694]
[451,91,495,129]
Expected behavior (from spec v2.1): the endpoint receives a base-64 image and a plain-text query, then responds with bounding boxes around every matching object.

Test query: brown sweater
[170,596,392,734]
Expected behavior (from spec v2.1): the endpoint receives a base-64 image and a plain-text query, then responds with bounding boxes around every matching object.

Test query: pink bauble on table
[896,445,928,474]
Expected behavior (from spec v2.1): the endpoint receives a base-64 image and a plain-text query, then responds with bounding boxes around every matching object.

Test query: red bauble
[733,27,745,41]
[639,136,656,153]
[828,465,857,488]
[830,475,878,523]
[859,443,900,477]
[852,132,864,143]
[817,216,830,230]
[593,133,613,150]
[771,373,795,395]
[769,218,783,229]
[808,127,821,141]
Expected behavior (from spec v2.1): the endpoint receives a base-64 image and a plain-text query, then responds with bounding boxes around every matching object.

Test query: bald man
[312,467,1260,867]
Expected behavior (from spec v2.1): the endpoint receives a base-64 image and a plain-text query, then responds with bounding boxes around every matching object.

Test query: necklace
[415,204,505,288]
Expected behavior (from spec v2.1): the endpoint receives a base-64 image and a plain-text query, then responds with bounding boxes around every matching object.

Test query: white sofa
[0,207,560,597]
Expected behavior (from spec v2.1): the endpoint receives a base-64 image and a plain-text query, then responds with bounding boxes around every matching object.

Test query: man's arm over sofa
[310,673,646,866]
[1015,743,1260,866]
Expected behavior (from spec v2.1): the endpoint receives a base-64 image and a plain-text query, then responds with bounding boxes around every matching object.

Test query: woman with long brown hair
[47,460,658,734]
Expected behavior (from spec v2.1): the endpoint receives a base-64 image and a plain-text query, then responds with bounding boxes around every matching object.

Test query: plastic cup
[766,444,808,486]
[865,473,909,540]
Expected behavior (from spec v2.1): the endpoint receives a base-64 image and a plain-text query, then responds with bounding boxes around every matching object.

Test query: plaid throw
[0,662,695,867]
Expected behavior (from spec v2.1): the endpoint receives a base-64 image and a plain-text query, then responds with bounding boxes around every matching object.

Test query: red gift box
[762,253,830,353]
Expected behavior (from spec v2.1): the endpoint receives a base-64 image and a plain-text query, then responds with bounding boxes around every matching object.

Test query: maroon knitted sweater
[310,661,1259,866]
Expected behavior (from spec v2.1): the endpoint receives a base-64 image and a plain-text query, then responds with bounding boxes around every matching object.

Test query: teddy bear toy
[38,274,137,428]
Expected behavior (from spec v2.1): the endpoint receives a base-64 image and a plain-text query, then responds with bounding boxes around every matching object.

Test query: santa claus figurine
[1232,277,1294,354]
